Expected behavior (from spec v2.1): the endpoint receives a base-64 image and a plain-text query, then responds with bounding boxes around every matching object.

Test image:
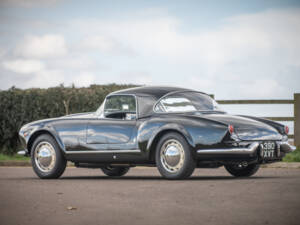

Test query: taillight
[284,126,289,135]
[228,125,234,135]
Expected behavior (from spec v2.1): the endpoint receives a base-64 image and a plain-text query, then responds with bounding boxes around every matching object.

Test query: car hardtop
[108,86,209,100]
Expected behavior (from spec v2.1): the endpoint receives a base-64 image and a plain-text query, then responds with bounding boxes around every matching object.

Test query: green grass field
[0,153,29,161]
[282,148,300,162]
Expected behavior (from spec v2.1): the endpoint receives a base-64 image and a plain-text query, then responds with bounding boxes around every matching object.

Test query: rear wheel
[225,163,260,177]
[101,166,130,177]
[31,134,67,179]
[155,132,196,180]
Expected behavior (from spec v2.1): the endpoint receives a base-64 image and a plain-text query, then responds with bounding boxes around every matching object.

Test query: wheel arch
[27,129,65,154]
[148,127,195,161]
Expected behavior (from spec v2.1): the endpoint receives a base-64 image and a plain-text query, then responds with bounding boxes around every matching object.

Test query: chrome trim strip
[278,142,296,153]
[65,149,141,154]
[197,142,260,155]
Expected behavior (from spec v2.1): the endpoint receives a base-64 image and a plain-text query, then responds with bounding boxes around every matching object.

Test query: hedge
[0,84,137,155]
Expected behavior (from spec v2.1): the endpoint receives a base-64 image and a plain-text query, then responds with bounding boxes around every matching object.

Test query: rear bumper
[197,141,296,157]
[278,142,296,153]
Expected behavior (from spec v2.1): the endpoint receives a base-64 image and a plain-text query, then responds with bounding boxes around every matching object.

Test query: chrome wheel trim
[160,139,185,173]
[34,141,56,173]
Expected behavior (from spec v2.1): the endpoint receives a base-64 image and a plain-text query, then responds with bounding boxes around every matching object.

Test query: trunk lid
[196,113,282,141]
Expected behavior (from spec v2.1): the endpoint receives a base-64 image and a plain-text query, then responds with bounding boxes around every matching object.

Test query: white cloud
[0,48,6,59]
[25,69,65,88]
[80,36,118,52]
[1,7,300,99]
[2,59,45,74]
[15,34,67,58]
[79,35,135,56]
[0,0,61,8]
[52,55,97,70]
[77,8,298,98]
[73,72,96,87]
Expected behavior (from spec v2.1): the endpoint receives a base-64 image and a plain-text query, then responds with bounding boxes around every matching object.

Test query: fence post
[294,93,300,148]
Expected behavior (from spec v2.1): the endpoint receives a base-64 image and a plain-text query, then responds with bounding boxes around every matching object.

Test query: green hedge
[0,84,136,154]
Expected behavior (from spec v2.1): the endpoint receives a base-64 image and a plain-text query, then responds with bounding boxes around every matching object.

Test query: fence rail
[217,99,294,104]
[215,93,300,148]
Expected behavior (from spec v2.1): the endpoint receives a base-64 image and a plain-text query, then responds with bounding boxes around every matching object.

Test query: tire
[101,166,130,177]
[155,132,196,180]
[31,134,67,179]
[225,163,260,177]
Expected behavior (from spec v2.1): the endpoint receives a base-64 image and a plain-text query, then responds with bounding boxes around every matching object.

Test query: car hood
[61,112,95,119]
[193,113,282,141]
[22,112,95,128]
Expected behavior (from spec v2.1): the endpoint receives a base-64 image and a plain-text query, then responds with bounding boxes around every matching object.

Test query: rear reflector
[228,125,234,134]
[284,126,289,135]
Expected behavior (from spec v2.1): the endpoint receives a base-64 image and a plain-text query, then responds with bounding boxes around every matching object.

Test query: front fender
[21,125,66,154]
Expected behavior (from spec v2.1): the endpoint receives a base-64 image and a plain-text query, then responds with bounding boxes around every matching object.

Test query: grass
[0,153,29,161]
[283,148,300,162]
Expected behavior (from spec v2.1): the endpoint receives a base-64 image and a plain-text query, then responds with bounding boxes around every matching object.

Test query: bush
[0,84,137,154]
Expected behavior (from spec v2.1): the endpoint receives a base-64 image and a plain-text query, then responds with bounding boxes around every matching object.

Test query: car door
[86,94,138,151]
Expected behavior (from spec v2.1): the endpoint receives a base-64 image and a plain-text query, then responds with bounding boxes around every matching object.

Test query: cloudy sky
[0,0,300,100]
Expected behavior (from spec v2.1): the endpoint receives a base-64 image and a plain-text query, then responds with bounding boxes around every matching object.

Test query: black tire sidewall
[155,132,196,179]
[101,166,130,177]
[31,134,66,179]
[225,163,260,177]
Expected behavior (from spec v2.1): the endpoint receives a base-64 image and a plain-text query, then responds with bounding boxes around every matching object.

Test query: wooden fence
[215,93,300,148]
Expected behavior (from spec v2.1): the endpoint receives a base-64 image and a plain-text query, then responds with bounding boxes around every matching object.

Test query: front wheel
[31,134,67,179]
[101,166,130,177]
[155,132,196,180]
[225,163,260,177]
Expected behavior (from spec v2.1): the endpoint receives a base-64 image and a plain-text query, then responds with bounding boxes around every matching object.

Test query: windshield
[154,92,224,113]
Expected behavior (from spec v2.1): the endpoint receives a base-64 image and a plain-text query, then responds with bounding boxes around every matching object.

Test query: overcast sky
[0,0,300,100]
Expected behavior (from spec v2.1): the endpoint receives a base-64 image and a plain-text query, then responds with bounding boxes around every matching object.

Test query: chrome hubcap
[160,139,185,173]
[34,141,56,172]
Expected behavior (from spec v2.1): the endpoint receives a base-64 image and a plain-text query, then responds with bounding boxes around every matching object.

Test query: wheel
[225,163,260,177]
[155,132,196,180]
[31,134,67,179]
[101,166,130,177]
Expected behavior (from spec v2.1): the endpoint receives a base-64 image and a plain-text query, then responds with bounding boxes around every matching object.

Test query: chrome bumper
[197,141,296,155]
[278,142,297,153]
[17,149,28,156]
[197,142,260,155]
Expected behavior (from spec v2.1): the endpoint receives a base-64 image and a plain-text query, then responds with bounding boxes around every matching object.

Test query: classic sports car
[18,86,296,179]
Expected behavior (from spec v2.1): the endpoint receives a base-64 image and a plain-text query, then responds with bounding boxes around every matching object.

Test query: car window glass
[154,92,224,113]
[104,95,136,119]
[158,97,196,112]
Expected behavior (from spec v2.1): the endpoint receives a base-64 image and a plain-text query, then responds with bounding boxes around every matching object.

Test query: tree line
[0,84,136,154]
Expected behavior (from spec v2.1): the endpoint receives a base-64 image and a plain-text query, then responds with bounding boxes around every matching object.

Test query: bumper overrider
[197,141,296,158]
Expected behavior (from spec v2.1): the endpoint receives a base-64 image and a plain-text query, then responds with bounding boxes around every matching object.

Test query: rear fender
[147,123,195,150]
[238,115,285,134]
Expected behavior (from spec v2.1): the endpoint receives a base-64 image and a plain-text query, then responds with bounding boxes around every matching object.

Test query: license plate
[260,142,276,158]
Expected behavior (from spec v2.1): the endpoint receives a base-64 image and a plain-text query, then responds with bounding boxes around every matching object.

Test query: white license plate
[260,142,276,158]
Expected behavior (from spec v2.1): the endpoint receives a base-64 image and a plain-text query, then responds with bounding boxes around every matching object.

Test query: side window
[154,96,196,113]
[104,95,136,120]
